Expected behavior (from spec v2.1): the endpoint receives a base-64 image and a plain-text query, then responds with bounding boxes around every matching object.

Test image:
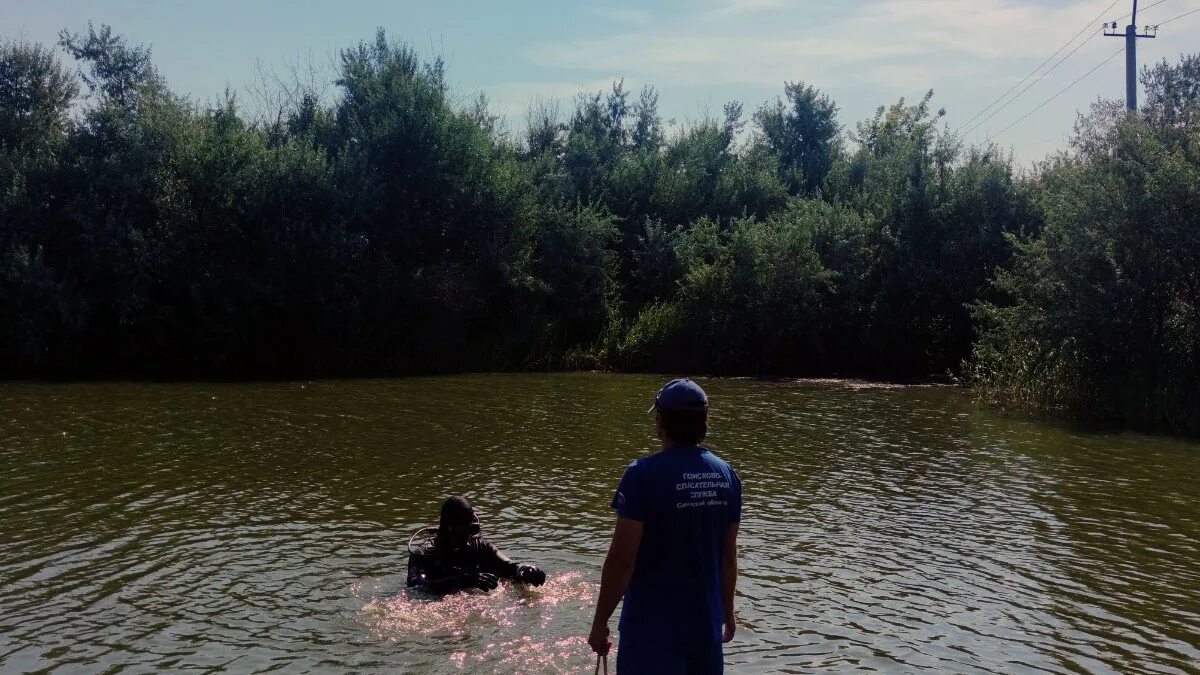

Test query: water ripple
[1,375,1199,673]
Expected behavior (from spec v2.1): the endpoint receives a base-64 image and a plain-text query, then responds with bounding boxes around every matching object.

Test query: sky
[5,0,1200,164]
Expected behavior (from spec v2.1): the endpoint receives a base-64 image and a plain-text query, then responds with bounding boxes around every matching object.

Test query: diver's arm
[426,567,472,594]
[407,553,431,588]
[481,541,546,585]
[590,516,643,629]
[408,553,479,593]
[408,553,457,591]
[479,540,521,579]
[425,563,495,593]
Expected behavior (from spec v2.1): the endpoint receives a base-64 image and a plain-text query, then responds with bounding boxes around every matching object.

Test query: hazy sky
[6,0,1199,163]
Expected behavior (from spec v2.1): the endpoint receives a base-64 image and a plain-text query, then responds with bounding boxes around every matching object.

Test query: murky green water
[1,374,1198,674]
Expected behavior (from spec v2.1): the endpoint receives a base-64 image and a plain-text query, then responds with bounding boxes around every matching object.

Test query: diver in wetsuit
[407,495,547,594]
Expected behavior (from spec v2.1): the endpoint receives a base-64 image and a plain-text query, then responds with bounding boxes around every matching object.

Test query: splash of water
[358,571,605,672]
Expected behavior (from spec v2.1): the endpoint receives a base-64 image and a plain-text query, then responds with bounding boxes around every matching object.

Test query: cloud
[505,0,1200,159]
[473,77,640,122]
[590,7,653,26]
[523,0,1137,91]
[705,0,789,18]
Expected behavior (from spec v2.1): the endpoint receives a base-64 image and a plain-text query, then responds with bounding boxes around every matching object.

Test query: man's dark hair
[659,409,708,446]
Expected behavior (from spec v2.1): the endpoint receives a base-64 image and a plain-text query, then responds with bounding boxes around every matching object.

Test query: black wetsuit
[407,537,521,594]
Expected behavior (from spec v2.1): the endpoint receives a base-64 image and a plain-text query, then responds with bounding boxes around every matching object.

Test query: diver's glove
[517,565,546,586]
[467,571,499,592]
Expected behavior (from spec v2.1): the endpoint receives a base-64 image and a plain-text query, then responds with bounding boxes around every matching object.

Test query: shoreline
[0,369,954,387]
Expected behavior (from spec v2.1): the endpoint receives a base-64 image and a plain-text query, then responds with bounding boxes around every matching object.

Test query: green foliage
[59,23,159,107]
[0,28,544,375]
[526,206,619,364]
[614,211,835,373]
[1,39,77,281]
[818,92,1029,375]
[753,81,841,194]
[969,55,1200,433]
[1142,54,1200,129]
[2,26,1196,433]
[0,40,77,154]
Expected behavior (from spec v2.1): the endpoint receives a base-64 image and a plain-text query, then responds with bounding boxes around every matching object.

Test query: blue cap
[649,378,708,414]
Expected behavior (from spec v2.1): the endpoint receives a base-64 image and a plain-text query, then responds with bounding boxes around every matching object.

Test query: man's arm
[409,554,463,592]
[426,566,472,594]
[407,552,434,588]
[478,540,546,586]
[588,516,643,654]
[408,551,495,593]
[721,522,740,642]
[479,540,521,579]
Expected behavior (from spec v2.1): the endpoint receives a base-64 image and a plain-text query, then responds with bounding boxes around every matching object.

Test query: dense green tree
[616,211,834,373]
[754,81,841,194]
[2,26,1196,433]
[323,30,541,371]
[526,206,619,365]
[59,23,159,107]
[1142,54,1200,129]
[970,55,1200,432]
[0,40,77,155]
[0,41,79,365]
[631,86,664,151]
[819,91,1027,376]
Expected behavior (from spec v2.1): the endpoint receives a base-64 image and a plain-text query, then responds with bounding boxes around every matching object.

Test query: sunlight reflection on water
[3,375,1199,674]
[358,572,603,671]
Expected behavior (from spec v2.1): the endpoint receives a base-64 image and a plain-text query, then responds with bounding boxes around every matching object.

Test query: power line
[962,31,1102,137]
[977,0,1189,145]
[1118,0,1171,20]
[956,0,1122,132]
[1104,1,1157,111]
[1156,6,1200,24]
[986,46,1125,142]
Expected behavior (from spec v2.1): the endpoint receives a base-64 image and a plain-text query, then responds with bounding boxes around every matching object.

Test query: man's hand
[517,565,546,586]
[587,621,612,656]
[468,571,498,592]
[722,612,736,643]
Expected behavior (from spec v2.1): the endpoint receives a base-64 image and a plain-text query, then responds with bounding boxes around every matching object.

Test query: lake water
[1,374,1198,674]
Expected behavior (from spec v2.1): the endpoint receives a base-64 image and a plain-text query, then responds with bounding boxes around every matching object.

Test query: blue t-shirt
[610,447,742,644]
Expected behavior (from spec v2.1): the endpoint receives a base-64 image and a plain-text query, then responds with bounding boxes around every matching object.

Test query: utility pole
[1105,0,1157,111]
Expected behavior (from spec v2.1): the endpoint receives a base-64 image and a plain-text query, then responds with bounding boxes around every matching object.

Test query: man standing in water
[588,378,742,674]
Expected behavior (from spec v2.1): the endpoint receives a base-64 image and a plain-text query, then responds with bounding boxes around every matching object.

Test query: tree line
[1,27,1197,432]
